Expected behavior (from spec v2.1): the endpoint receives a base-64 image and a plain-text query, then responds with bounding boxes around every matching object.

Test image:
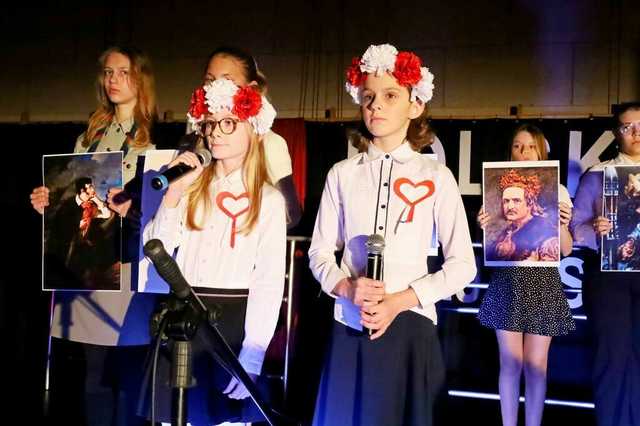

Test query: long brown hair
[185,130,268,235]
[82,46,157,148]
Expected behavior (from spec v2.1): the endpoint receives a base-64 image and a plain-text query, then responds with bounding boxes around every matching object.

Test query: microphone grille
[197,149,213,167]
[365,234,385,254]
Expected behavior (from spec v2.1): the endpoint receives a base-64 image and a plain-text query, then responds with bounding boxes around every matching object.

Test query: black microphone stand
[155,297,202,426]
[151,288,290,426]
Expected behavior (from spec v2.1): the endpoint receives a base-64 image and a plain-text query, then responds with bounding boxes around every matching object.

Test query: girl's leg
[496,329,524,426]
[522,333,552,426]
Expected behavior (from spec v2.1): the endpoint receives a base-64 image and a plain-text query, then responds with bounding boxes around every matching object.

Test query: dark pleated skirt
[138,288,269,426]
[312,311,445,426]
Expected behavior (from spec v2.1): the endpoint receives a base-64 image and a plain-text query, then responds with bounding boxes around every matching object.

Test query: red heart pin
[393,177,435,222]
[215,191,250,248]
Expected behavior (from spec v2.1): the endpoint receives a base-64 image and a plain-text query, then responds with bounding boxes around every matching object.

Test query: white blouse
[309,142,477,330]
[143,168,286,374]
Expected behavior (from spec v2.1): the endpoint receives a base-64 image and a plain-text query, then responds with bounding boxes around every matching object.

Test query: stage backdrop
[2,116,618,420]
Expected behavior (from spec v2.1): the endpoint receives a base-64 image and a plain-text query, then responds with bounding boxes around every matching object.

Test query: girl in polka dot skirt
[477,124,575,426]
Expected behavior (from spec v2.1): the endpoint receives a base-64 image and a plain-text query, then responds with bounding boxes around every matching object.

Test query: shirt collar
[110,116,135,134]
[615,152,640,165]
[364,141,417,164]
[214,165,244,187]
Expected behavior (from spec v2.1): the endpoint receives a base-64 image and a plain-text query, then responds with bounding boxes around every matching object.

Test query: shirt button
[381,204,386,209]
[378,226,384,231]
[106,147,112,152]
[126,164,131,169]
[384,154,390,159]
[116,127,121,132]
[383,182,388,187]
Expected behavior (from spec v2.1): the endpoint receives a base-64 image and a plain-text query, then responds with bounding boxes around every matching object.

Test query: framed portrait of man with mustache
[482,161,560,267]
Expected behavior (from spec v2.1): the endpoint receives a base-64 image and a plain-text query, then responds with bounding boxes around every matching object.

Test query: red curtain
[272,118,307,208]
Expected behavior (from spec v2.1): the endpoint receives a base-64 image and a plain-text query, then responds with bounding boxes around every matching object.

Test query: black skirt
[478,266,576,336]
[138,288,269,426]
[313,311,445,426]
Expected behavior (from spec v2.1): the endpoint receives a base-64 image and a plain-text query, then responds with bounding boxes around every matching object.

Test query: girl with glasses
[571,101,640,426]
[141,79,286,426]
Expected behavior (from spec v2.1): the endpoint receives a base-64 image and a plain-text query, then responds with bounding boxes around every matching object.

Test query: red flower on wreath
[346,57,366,87]
[393,51,422,87]
[188,87,208,119]
[232,86,262,120]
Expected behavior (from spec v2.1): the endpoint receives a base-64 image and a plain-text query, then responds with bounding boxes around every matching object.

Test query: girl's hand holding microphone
[162,151,206,207]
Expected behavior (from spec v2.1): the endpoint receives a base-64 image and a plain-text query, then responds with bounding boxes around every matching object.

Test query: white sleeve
[264,132,293,184]
[408,166,477,307]
[142,197,187,256]
[559,184,573,207]
[239,190,287,375]
[308,165,349,296]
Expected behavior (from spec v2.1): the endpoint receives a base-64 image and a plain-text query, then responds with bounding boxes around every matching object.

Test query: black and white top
[309,142,477,329]
[143,168,286,374]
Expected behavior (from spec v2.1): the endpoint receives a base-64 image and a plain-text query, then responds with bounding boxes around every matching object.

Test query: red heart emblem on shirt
[215,191,250,248]
[216,191,250,219]
[393,178,435,222]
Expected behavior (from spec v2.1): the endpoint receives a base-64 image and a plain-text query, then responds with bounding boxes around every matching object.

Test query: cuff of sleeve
[321,269,349,299]
[408,276,434,309]
[238,345,265,375]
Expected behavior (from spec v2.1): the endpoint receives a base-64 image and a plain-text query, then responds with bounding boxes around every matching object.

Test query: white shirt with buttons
[143,169,286,374]
[309,142,477,330]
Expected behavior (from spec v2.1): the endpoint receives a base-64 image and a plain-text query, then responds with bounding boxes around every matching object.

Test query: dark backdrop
[1,117,617,423]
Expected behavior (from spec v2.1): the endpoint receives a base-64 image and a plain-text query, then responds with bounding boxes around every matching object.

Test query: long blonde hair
[185,131,268,235]
[82,46,157,148]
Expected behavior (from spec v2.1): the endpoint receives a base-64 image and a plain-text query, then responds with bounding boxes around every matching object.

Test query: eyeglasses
[198,118,240,136]
[618,121,640,136]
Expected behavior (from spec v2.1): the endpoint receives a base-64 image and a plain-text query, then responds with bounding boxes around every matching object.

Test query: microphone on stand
[365,234,385,335]
[151,149,213,191]
[143,238,216,320]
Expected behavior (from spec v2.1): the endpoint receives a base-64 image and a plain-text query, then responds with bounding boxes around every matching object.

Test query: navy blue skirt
[313,311,445,426]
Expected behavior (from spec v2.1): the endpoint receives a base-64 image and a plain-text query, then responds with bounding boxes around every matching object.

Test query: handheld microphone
[151,149,213,191]
[365,234,385,335]
[365,234,385,281]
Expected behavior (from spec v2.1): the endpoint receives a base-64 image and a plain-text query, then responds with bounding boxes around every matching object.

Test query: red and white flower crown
[187,79,276,136]
[345,43,435,105]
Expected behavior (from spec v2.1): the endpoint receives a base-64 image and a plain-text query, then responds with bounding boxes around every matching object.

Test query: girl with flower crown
[182,46,301,229]
[308,43,477,426]
[140,79,286,426]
